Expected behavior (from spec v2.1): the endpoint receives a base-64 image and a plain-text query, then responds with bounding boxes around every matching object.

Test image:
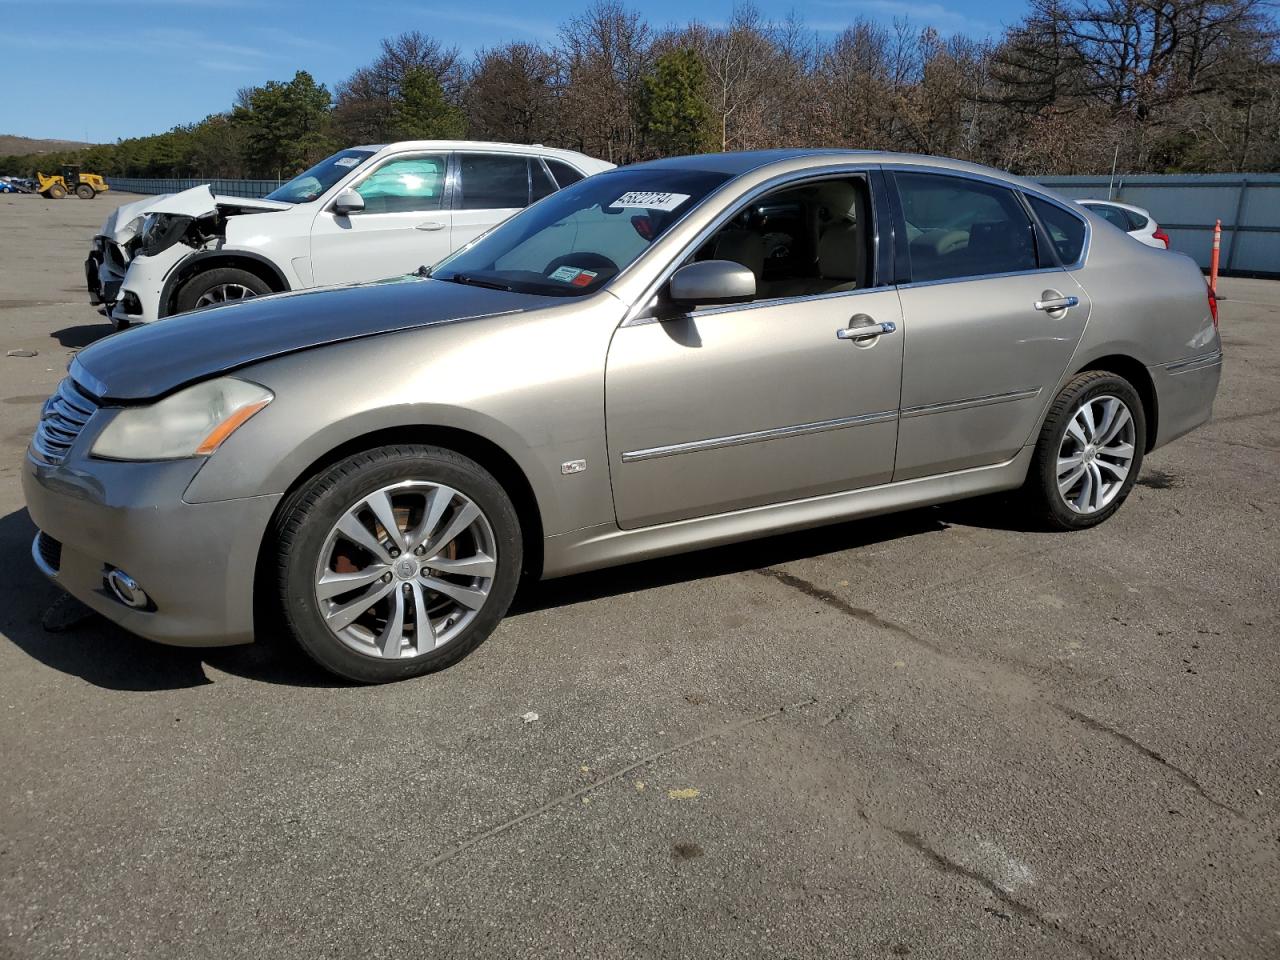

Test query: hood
[72,276,536,402]
[98,185,293,243]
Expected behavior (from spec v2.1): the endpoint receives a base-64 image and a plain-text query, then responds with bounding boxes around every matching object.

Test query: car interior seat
[712,229,766,288]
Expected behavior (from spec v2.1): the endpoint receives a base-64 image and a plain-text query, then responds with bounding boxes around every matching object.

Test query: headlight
[138,212,193,257]
[91,377,272,461]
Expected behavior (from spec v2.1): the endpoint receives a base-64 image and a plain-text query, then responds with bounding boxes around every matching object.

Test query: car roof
[624,149,1069,199]
[356,141,613,170]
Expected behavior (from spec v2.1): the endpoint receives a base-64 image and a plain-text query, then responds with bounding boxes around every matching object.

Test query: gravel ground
[1,190,1277,959]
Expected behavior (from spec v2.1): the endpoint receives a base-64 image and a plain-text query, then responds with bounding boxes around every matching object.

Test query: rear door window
[894,172,1038,282]
[1029,196,1088,265]
[457,154,530,210]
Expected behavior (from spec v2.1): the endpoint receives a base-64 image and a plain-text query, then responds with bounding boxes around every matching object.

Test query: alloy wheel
[1056,394,1136,514]
[195,283,257,307]
[313,481,498,659]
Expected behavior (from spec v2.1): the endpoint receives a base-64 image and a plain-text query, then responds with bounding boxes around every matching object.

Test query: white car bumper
[107,244,195,326]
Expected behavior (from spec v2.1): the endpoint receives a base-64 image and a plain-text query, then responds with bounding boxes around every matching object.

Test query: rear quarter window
[1029,196,1088,265]
[546,160,585,188]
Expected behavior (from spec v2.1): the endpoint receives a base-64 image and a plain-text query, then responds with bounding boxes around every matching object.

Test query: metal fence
[105,177,284,199]
[105,171,1278,276]
[1038,173,1280,277]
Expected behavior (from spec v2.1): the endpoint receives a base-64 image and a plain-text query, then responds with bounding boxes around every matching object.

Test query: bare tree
[467,43,561,144]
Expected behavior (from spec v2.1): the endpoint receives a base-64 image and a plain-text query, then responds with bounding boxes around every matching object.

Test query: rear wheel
[174,267,272,314]
[1026,371,1146,530]
[75,184,95,199]
[273,445,523,683]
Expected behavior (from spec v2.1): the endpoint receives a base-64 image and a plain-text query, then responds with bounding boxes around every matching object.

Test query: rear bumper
[1148,349,1223,449]
[22,450,280,647]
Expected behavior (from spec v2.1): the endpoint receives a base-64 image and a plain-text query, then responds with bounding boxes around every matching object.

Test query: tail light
[1152,228,1170,249]
[1207,282,1219,328]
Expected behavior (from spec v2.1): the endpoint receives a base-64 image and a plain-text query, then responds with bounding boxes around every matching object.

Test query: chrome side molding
[621,410,898,463]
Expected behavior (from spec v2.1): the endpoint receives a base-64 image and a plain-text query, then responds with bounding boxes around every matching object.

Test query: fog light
[105,568,149,609]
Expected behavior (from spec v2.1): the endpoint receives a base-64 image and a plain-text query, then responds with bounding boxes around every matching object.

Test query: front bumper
[22,450,281,647]
[87,236,127,318]
[99,241,193,326]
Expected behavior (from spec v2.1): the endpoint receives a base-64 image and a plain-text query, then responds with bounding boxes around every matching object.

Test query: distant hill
[0,134,96,155]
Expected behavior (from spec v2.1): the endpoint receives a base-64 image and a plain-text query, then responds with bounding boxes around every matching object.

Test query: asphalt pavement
[1,190,1277,959]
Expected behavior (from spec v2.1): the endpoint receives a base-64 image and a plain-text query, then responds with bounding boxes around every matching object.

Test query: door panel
[894,271,1090,479]
[308,153,450,285]
[606,290,904,529]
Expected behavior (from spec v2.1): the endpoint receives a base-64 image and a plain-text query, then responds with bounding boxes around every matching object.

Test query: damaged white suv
[87,141,612,326]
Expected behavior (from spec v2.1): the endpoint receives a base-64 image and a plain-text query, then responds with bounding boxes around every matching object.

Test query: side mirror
[667,259,755,307]
[331,188,365,216]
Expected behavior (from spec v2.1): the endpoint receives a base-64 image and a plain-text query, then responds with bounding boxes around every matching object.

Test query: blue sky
[1,0,1027,143]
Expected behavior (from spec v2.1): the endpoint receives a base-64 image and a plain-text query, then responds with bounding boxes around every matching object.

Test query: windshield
[431,168,732,297]
[265,149,375,204]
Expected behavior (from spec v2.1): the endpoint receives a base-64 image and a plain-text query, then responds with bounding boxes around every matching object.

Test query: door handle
[837,320,897,341]
[415,221,446,232]
[1034,295,1079,312]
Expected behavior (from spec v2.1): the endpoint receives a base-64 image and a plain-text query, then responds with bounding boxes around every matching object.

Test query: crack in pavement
[863,813,1117,960]
[755,567,948,656]
[756,565,1248,821]
[1053,705,1245,817]
[422,698,818,871]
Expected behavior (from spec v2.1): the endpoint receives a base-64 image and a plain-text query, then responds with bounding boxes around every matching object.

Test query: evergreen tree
[636,48,715,158]
[392,67,466,140]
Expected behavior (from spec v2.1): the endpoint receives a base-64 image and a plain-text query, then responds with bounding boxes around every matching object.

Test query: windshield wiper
[443,273,512,292]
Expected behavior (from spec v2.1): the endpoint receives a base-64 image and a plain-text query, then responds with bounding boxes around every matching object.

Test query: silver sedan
[24,150,1223,682]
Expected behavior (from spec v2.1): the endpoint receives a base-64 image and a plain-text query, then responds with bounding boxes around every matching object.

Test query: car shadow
[0,491,1046,692]
[51,323,113,349]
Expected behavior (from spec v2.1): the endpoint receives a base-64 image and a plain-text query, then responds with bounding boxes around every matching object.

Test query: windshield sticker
[334,156,362,168]
[549,266,598,286]
[609,191,690,212]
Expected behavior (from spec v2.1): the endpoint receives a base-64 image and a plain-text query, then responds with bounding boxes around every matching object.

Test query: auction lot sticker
[609,191,691,211]
[549,266,599,287]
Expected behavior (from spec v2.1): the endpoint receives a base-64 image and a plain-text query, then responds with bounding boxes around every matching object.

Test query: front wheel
[273,445,523,683]
[174,267,272,314]
[46,184,66,199]
[1025,371,1146,530]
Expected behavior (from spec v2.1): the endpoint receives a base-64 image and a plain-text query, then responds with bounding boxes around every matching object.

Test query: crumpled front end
[84,186,290,325]
[86,234,131,319]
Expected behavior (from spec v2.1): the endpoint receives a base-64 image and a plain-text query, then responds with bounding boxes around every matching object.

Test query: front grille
[31,378,99,465]
[35,531,62,573]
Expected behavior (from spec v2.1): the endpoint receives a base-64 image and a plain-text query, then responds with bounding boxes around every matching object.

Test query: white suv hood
[98,185,294,244]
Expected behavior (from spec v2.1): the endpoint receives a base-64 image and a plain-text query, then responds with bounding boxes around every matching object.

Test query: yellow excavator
[37,165,109,199]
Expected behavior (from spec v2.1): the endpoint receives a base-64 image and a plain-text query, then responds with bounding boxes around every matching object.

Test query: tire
[47,184,66,199]
[273,444,523,683]
[174,267,272,314]
[1025,370,1146,530]
[75,184,95,199]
